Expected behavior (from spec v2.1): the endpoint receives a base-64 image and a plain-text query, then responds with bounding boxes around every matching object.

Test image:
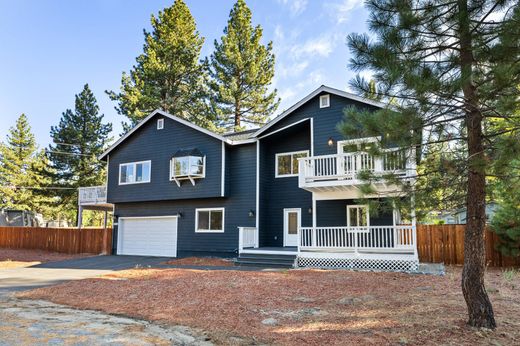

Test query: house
[79,85,418,271]
[428,202,498,225]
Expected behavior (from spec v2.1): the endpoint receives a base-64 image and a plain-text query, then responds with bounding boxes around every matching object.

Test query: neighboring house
[79,85,418,271]
[430,202,498,224]
[0,209,43,227]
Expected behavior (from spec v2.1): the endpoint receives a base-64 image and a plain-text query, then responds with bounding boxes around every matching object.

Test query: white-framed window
[347,204,370,228]
[157,118,164,130]
[319,94,330,108]
[195,208,224,233]
[275,150,309,177]
[170,156,205,178]
[119,160,151,185]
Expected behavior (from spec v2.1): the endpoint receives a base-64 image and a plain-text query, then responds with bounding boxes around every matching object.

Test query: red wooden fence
[0,227,112,255]
[417,224,520,267]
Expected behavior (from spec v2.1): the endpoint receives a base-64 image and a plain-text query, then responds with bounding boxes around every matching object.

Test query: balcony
[78,186,112,209]
[298,149,415,195]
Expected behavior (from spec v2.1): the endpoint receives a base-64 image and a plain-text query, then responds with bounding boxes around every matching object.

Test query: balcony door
[337,138,378,172]
[347,205,369,230]
[283,208,301,247]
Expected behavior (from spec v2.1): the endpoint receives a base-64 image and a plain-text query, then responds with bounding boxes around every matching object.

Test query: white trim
[337,136,381,153]
[275,150,310,178]
[310,117,314,157]
[283,208,301,247]
[319,94,330,108]
[255,141,260,231]
[257,118,310,139]
[346,204,370,227]
[221,142,225,197]
[169,155,206,187]
[195,207,225,233]
[253,85,388,137]
[157,118,164,130]
[118,160,151,185]
[100,109,230,160]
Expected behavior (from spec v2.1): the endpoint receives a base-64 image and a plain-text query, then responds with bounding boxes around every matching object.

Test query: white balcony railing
[299,225,416,253]
[78,186,108,205]
[238,227,258,253]
[298,148,415,187]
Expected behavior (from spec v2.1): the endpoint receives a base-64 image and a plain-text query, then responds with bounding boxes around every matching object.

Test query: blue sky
[0,0,369,147]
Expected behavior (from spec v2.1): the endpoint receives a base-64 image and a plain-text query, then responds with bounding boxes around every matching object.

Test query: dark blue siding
[113,143,256,256]
[261,93,380,156]
[259,121,312,246]
[107,114,223,203]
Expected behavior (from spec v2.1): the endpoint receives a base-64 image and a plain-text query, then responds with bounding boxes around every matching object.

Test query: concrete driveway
[0,255,170,292]
[0,255,214,345]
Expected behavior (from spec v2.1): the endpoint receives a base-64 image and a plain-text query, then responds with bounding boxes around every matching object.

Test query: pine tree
[340,0,520,328]
[48,84,112,221]
[208,0,279,132]
[107,0,213,131]
[0,114,54,216]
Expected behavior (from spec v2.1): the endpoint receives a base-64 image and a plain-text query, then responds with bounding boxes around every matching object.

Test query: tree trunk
[458,0,496,329]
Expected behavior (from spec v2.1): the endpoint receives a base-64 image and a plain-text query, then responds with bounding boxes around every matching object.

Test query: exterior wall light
[248,210,255,218]
[327,137,334,147]
[308,207,312,214]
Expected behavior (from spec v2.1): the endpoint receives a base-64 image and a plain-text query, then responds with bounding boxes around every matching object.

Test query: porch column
[103,210,108,229]
[312,194,317,228]
[411,195,418,257]
[77,205,83,230]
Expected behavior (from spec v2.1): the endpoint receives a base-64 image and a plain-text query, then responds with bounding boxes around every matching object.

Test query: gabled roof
[99,86,388,160]
[253,85,387,137]
[99,110,227,160]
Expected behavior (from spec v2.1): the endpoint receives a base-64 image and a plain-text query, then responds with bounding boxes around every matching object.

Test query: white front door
[283,208,300,247]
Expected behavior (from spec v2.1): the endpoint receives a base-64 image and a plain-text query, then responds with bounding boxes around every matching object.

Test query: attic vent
[157,118,164,130]
[319,94,330,108]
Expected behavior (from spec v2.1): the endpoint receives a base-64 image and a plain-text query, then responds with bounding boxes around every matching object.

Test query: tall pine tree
[341,0,520,328]
[107,0,213,131]
[208,0,279,132]
[48,84,112,221]
[0,114,54,216]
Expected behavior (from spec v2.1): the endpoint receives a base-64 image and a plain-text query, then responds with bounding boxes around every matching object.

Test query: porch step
[234,253,297,269]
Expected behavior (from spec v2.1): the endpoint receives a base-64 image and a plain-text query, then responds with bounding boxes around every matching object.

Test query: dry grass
[162,256,234,267]
[0,248,92,269]
[19,266,520,345]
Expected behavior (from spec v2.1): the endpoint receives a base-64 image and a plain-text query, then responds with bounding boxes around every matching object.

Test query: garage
[117,216,178,257]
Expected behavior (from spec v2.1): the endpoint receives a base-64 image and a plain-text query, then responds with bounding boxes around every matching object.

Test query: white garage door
[118,216,178,257]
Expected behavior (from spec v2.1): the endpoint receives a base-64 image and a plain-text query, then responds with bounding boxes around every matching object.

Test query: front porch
[238,224,418,271]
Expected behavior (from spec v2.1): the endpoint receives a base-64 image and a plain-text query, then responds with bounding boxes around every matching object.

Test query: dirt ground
[162,257,234,267]
[19,265,520,345]
[0,249,92,269]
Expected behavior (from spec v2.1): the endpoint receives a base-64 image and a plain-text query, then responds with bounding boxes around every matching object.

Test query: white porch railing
[238,227,258,253]
[298,148,414,187]
[299,225,416,253]
[78,186,108,205]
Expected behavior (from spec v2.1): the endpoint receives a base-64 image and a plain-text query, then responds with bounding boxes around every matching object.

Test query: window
[275,150,309,177]
[119,161,151,185]
[157,118,164,130]
[195,208,224,233]
[347,205,369,228]
[170,149,206,186]
[319,94,330,108]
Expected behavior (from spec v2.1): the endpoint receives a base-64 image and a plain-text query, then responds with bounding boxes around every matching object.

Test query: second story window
[275,150,309,177]
[170,148,206,186]
[119,161,151,185]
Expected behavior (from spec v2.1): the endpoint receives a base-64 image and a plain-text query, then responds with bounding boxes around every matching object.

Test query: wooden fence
[0,227,112,255]
[417,224,520,267]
